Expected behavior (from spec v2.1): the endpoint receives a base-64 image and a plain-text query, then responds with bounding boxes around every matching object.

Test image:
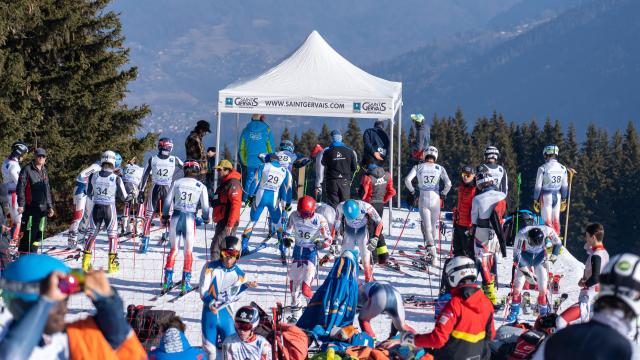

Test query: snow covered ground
[40,206,584,347]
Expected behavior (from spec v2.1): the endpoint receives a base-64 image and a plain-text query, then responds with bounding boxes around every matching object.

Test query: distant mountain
[377,0,640,132]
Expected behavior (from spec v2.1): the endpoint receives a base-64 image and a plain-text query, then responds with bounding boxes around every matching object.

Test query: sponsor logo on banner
[225,97,233,107]
[353,102,361,112]
[362,102,387,113]
[234,97,259,108]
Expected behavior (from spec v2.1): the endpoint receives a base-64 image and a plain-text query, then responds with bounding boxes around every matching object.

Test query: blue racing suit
[238,120,275,200]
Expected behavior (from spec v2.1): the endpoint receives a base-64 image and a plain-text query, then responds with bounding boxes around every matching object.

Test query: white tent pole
[388,115,394,237]
[234,113,239,168]
[214,111,222,188]
[397,104,402,208]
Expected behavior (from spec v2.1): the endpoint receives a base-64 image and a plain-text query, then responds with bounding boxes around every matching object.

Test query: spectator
[16,148,53,254]
[452,165,476,258]
[185,120,211,177]
[0,254,146,359]
[238,114,275,201]
[321,130,358,208]
[148,316,205,360]
[311,144,325,201]
[211,160,242,261]
[205,146,217,193]
[363,119,390,167]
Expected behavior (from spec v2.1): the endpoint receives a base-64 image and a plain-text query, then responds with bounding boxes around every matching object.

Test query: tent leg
[214,111,222,188]
[388,117,394,237]
[397,105,402,209]
[234,113,239,168]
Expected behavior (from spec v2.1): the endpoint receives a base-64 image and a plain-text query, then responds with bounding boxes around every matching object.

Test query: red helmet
[311,144,324,158]
[297,196,316,219]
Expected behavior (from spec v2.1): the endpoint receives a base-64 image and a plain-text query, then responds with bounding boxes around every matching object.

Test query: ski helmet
[543,145,559,157]
[280,140,294,153]
[114,152,122,168]
[461,165,476,175]
[183,160,200,176]
[1,254,70,302]
[343,200,360,221]
[297,195,316,219]
[424,146,438,161]
[410,113,425,124]
[598,253,640,316]
[445,256,478,287]
[10,141,29,157]
[221,236,241,258]
[158,138,174,153]
[234,306,260,331]
[101,150,116,167]
[484,146,499,161]
[475,166,495,188]
[527,227,545,247]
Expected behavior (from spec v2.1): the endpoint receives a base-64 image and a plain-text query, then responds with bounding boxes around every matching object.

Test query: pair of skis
[150,280,199,302]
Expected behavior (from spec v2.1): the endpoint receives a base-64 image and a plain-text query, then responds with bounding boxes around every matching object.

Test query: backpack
[126,304,176,350]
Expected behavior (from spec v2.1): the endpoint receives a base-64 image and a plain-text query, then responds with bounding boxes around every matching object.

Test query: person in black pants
[321,130,358,208]
[16,148,54,254]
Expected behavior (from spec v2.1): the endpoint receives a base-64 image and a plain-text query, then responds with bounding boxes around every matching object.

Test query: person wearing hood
[363,119,390,167]
[238,114,275,201]
[211,159,242,261]
[185,120,211,178]
[361,163,395,264]
[0,254,146,359]
[149,316,205,360]
[321,130,358,208]
[401,256,495,360]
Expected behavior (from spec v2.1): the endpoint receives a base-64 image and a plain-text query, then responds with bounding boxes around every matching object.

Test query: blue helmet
[343,200,361,221]
[114,152,122,168]
[280,140,294,153]
[1,254,70,302]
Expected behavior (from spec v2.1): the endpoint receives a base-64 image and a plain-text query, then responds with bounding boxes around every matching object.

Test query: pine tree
[222,143,233,163]
[318,123,332,147]
[281,127,291,143]
[298,129,318,158]
[343,118,364,161]
[619,122,640,248]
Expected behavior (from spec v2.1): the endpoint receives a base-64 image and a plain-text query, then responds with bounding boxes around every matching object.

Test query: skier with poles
[404,145,452,268]
[480,145,508,220]
[199,236,257,358]
[120,157,144,236]
[160,160,210,295]
[81,151,129,273]
[506,225,563,323]
[556,223,609,329]
[533,145,568,235]
[138,138,184,253]
[281,195,332,322]
[2,141,29,242]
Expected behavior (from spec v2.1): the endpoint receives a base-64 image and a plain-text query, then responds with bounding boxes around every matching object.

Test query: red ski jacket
[213,170,242,227]
[454,183,476,228]
[361,168,396,204]
[414,284,495,359]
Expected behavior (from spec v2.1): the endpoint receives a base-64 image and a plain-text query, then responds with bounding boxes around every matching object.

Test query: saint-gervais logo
[225,97,233,107]
[362,102,387,112]
[233,97,259,107]
[353,102,361,112]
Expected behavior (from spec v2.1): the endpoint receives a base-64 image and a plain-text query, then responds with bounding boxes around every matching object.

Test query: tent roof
[218,31,402,118]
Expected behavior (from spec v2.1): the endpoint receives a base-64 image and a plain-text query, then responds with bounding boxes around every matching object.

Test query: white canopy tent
[215,31,404,226]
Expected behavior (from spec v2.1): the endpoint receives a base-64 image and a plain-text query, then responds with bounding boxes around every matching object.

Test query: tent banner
[218,95,395,117]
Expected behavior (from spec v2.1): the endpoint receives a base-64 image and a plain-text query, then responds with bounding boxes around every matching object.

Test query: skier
[281,196,332,322]
[321,130,358,208]
[360,163,395,264]
[199,236,257,358]
[334,199,383,282]
[241,154,290,261]
[533,253,640,359]
[222,306,272,359]
[506,226,563,323]
[480,145,508,220]
[138,138,184,253]
[67,157,102,246]
[238,114,275,201]
[120,157,144,236]
[1,141,29,241]
[404,145,452,267]
[357,281,415,341]
[401,256,495,359]
[471,169,506,306]
[81,151,129,273]
[556,223,609,329]
[533,145,568,235]
[409,113,429,162]
[161,160,210,295]
[452,165,476,258]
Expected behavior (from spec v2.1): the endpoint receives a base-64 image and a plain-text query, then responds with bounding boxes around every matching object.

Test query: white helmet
[424,146,438,161]
[484,146,499,161]
[475,165,495,188]
[101,150,116,167]
[445,256,478,287]
[543,145,559,157]
[597,253,640,316]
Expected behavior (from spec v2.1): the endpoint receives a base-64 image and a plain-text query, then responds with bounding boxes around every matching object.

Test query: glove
[203,214,210,224]
[368,237,379,252]
[124,193,133,203]
[315,187,322,196]
[406,191,416,207]
[560,200,567,212]
[549,254,558,264]
[137,192,145,204]
[161,214,170,226]
[246,195,255,206]
[533,200,541,213]
[329,244,341,256]
[283,236,294,248]
[284,203,292,212]
[400,331,415,347]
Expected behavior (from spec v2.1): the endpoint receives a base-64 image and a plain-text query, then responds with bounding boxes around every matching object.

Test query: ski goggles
[299,210,314,219]
[461,172,475,178]
[235,321,254,331]
[221,249,240,258]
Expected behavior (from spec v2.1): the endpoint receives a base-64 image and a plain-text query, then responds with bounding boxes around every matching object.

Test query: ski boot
[162,269,174,294]
[538,303,550,316]
[195,215,204,226]
[108,252,120,274]
[67,231,78,247]
[81,250,92,272]
[506,303,521,324]
[241,235,250,256]
[160,231,169,244]
[278,239,287,265]
[180,272,193,295]
[425,245,439,268]
[482,281,498,306]
[139,236,149,254]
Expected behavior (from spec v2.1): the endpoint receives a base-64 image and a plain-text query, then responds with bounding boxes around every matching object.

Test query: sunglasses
[235,321,253,331]
[221,249,240,258]
[37,155,47,158]
[461,172,474,177]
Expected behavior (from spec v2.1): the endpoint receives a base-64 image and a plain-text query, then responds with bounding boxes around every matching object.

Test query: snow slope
[41,206,584,347]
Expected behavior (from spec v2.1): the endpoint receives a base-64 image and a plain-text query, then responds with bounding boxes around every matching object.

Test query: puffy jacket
[238,120,275,168]
[213,170,242,227]
[363,126,390,164]
[414,285,495,360]
[361,167,396,204]
[16,161,53,211]
[454,183,476,227]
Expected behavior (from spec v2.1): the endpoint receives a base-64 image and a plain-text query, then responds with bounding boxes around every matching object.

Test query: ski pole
[562,168,576,247]
[204,220,209,262]
[390,207,414,256]
[26,216,32,254]
[39,217,46,254]
[504,173,522,319]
